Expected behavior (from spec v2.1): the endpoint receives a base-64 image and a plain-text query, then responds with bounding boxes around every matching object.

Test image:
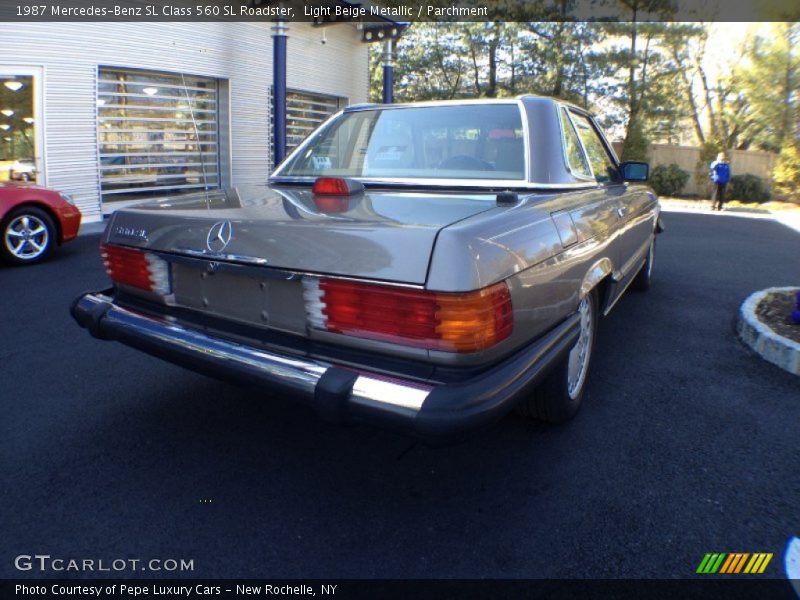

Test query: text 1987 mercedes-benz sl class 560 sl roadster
[72,97,662,443]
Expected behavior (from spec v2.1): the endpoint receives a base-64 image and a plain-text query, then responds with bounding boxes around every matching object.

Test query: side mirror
[620,161,649,182]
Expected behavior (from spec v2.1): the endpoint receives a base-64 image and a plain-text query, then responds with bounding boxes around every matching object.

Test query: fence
[611,143,777,197]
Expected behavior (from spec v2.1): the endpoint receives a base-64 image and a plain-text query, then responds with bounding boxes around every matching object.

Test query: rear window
[276,104,526,181]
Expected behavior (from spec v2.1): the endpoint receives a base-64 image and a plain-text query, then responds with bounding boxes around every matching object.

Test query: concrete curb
[737,287,800,376]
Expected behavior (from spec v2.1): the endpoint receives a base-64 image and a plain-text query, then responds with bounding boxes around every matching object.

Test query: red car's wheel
[1,206,56,265]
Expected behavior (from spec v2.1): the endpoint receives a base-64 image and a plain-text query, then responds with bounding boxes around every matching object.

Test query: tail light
[101,243,171,295]
[312,177,364,196]
[302,277,513,353]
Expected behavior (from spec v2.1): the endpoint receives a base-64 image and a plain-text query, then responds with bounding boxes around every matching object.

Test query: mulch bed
[755,290,800,344]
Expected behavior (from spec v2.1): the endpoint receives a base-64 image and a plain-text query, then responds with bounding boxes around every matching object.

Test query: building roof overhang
[248,0,407,42]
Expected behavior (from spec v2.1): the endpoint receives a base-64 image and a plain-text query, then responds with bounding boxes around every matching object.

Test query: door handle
[616,207,627,218]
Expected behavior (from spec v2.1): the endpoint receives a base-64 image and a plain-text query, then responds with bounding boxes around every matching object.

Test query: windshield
[275,104,527,181]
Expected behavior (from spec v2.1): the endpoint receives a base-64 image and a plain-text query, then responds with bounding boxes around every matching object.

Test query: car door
[557,107,621,250]
[567,110,655,294]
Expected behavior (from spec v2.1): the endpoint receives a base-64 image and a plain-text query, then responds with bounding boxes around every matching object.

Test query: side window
[569,111,620,184]
[560,108,592,178]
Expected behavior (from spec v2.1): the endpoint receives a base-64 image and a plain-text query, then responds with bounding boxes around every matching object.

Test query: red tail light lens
[302,278,513,353]
[101,244,171,295]
[312,177,364,196]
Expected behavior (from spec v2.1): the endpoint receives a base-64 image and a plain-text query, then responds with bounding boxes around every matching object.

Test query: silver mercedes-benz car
[72,97,662,442]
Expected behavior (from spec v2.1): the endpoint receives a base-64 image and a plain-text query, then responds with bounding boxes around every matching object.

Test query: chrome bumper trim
[72,293,432,416]
[72,291,580,443]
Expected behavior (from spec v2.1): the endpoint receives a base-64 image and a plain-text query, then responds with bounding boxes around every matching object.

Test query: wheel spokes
[567,297,594,399]
[5,215,49,259]
[11,239,29,256]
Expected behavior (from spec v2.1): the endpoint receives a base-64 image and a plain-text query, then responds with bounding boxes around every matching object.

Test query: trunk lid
[105,184,498,285]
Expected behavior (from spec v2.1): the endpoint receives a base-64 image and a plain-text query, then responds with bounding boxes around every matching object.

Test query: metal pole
[272,19,288,165]
[382,39,394,104]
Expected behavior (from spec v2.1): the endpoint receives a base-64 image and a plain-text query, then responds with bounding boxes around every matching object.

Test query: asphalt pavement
[2,212,799,580]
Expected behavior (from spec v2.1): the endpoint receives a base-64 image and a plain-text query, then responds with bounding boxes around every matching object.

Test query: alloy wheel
[4,214,50,260]
[567,295,595,400]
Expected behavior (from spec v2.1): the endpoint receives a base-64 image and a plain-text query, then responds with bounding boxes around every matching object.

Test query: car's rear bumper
[71,291,579,444]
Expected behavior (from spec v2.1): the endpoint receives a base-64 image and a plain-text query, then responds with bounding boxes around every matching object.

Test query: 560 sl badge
[113,226,148,241]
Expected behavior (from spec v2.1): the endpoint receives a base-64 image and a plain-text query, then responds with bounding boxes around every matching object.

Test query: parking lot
[2,211,799,579]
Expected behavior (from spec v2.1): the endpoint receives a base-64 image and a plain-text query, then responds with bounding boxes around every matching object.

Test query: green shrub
[773,142,800,202]
[728,174,771,203]
[649,163,690,197]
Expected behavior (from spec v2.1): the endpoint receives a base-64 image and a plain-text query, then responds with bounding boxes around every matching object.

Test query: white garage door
[97,67,220,205]
[286,90,344,152]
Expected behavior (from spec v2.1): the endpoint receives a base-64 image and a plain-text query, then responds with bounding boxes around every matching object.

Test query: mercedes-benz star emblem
[206,220,233,253]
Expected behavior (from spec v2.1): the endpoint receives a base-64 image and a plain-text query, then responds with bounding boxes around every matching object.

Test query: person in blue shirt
[709,152,731,211]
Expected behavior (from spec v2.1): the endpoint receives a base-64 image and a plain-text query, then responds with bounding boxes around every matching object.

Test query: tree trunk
[697,64,719,142]
[487,40,498,97]
[510,41,516,95]
[552,21,566,97]
[469,43,482,96]
[627,6,639,121]
[671,46,706,144]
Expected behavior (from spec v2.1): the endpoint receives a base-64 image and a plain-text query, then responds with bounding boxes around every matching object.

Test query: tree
[519,19,611,106]
[735,23,799,152]
[461,21,513,98]
[773,140,800,201]
[375,18,610,107]
[661,24,710,145]
[599,0,681,160]
[370,24,468,102]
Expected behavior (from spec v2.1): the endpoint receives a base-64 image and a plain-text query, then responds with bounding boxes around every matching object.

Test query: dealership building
[0,16,401,222]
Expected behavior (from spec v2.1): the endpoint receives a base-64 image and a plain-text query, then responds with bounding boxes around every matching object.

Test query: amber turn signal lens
[435,283,513,352]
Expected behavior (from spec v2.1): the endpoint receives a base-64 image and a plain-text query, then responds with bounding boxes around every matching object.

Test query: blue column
[382,39,394,104]
[272,20,288,165]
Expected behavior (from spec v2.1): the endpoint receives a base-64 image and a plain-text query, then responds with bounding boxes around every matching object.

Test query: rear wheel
[1,206,56,265]
[516,290,598,423]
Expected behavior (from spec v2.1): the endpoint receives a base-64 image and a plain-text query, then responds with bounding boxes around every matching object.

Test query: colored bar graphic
[744,554,760,574]
[697,553,714,573]
[697,553,727,574]
[719,554,736,574]
[733,553,749,573]
[698,552,773,574]
[711,553,726,573]
[719,553,746,574]
[758,553,772,573]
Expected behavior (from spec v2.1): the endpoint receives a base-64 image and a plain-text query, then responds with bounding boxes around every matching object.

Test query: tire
[516,290,598,424]
[632,236,656,292]
[1,206,56,265]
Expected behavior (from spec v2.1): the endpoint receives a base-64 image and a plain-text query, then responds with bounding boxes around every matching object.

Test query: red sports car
[0,182,82,265]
